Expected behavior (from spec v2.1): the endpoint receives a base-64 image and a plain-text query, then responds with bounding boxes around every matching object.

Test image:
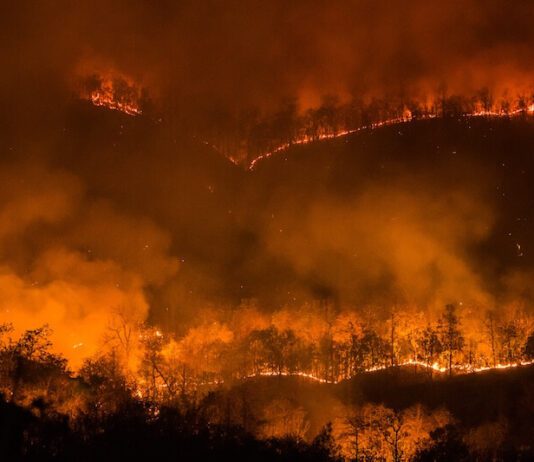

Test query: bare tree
[439,304,464,376]
[485,310,497,367]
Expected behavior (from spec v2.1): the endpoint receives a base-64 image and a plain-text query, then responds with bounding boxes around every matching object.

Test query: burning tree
[417,326,443,373]
[438,304,464,376]
[79,73,144,116]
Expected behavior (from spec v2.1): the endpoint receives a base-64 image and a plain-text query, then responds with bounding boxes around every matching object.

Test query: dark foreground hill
[2,364,532,461]
[213,364,534,447]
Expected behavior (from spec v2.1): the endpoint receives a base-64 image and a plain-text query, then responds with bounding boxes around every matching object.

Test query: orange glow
[248,113,418,169]
[76,67,143,116]
[89,78,142,116]
[248,104,534,170]
[241,359,534,384]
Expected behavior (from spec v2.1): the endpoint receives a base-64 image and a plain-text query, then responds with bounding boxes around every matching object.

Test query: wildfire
[248,113,434,169]
[89,79,142,116]
[243,359,534,384]
[248,105,534,170]
[91,91,142,116]
[120,355,534,394]
[78,71,143,116]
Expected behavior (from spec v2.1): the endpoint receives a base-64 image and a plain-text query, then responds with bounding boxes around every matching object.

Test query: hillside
[214,363,534,446]
[35,107,534,316]
[237,116,534,306]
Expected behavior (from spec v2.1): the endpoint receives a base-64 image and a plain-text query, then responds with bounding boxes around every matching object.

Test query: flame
[248,113,430,169]
[91,92,142,116]
[241,359,534,384]
[89,79,142,116]
[247,105,534,170]
[77,321,534,402]
[77,71,143,116]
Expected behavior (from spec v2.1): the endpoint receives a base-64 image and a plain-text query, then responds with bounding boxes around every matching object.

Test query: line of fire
[2,1,534,461]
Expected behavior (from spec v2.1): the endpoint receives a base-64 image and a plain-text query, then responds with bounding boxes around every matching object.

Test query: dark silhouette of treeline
[0,398,342,461]
[0,323,532,460]
[0,325,336,461]
[184,88,534,163]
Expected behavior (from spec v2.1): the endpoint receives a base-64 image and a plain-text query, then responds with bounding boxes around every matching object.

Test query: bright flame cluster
[90,82,142,116]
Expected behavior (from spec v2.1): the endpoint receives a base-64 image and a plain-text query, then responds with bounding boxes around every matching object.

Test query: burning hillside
[247,99,534,169]
[78,72,143,116]
[2,0,534,460]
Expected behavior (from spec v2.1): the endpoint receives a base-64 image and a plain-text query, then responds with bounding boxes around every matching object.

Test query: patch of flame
[248,105,534,170]
[248,113,429,170]
[90,79,142,116]
[77,70,143,116]
[242,359,534,384]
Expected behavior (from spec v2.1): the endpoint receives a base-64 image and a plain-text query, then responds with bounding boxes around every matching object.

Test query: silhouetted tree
[312,422,342,461]
[0,326,68,404]
[525,332,534,359]
[485,310,498,367]
[418,326,443,373]
[439,305,464,376]
[414,425,470,462]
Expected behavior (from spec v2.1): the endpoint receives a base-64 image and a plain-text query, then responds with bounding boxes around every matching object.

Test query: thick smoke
[1,1,534,366]
[0,163,178,367]
[260,186,494,309]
